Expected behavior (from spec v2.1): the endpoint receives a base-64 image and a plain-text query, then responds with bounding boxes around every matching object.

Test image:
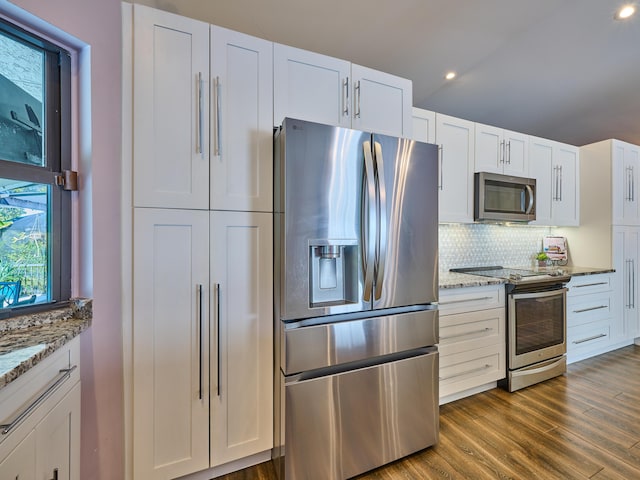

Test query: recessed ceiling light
[615,4,636,20]
[445,71,456,80]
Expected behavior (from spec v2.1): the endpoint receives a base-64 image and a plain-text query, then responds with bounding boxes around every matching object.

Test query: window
[0,18,71,315]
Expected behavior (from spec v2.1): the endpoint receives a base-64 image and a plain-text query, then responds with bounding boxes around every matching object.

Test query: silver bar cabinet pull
[354,80,361,118]
[572,305,608,314]
[1,366,77,435]
[573,333,607,345]
[197,284,203,400]
[342,77,349,116]
[215,76,222,156]
[216,283,222,396]
[196,72,204,156]
[440,327,493,341]
[438,145,444,190]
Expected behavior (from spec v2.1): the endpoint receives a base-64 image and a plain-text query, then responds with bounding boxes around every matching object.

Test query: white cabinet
[132,208,210,479]
[132,208,274,477]
[273,44,412,137]
[210,211,273,466]
[133,5,210,209]
[412,107,436,144]
[613,227,640,343]
[35,382,81,480]
[474,123,528,176]
[0,431,35,479]
[0,338,81,480]
[529,136,579,226]
[438,285,506,403]
[435,114,475,223]
[566,274,615,363]
[612,140,640,225]
[133,5,273,212]
[210,26,273,212]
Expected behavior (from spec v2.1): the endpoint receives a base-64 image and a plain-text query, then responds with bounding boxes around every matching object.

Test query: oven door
[508,287,567,370]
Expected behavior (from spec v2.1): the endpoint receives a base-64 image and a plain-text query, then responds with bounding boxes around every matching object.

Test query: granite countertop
[439,266,615,290]
[0,299,92,390]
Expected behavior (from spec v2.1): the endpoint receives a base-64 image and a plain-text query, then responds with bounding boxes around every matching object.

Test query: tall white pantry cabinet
[128,4,273,480]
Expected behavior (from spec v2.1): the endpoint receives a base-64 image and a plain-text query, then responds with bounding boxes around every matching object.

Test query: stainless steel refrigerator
[273,118,439,480]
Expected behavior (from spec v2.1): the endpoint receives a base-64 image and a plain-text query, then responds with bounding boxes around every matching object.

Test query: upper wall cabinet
[412,107,436,144]
[435,113,475,223]
[529,136,579,226]
[210,26,273,212]
[475,123,528,176]
[133,6,210,210]
[133,6,273,212]
[274,44,412,137]
[612,140,640,225]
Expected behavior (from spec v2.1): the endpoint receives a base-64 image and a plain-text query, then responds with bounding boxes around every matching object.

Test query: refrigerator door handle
[373,141,387,300]
[362,141,377,301]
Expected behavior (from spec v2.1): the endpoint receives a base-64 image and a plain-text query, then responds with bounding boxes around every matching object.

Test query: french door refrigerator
[273,118,439,480]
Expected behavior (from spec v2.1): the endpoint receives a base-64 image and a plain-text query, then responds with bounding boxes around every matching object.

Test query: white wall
[1,0,124,478]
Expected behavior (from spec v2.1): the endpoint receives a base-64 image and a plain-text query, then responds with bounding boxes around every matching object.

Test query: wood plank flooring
[215,345,640,480]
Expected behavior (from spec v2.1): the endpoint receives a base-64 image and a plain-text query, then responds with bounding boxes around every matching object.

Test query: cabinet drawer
[0,338,80,450]
[567,293,612,327]
[567,274,612,295]
[439,307,504,356]
[439,345,505,398]
[567,320,610,351]
[439,285,504,315]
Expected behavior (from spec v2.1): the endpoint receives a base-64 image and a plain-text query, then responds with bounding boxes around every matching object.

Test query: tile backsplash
[439,223,552,272]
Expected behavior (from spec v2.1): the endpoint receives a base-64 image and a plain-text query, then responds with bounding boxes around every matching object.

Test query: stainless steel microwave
[474,172,536,222]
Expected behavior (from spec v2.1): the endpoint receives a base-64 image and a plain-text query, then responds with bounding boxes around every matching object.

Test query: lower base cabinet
[133,208,273,479]
[438,285,506,403]
[0,338,81,480]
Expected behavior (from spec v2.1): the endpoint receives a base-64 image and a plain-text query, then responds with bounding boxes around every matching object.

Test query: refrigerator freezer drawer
[284,349,439,480]
[283,308,438,374]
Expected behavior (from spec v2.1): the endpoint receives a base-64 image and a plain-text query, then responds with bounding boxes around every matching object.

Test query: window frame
[0,17,72,317]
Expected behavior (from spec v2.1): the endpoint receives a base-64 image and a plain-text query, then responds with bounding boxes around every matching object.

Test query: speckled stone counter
[439,266,615,290]
[0,299,92,390]
[439,271,506,289]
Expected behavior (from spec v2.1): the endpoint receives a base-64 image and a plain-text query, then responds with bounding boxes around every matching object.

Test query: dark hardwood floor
[216,345,640,479]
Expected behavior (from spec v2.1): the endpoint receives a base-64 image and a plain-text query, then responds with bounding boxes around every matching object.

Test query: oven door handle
[510,287,567,301]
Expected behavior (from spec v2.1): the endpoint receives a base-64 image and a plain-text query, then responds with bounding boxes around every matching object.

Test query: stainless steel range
[452,266,571,391]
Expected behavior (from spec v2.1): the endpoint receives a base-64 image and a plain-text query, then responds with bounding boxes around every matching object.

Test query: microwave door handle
[525,184,534,214]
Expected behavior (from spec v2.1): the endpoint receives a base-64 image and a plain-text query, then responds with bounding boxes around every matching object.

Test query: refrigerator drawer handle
[373,141,387,301]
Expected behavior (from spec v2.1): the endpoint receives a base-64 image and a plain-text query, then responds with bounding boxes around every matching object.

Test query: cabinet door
[613,227,640,342]
[503,130,529,176]
[133,5,210,209]
[0,431,36,480]
[210,211,273,466]
[133,208,210,479]
[475,124,528,176]
[435,114,475,223]
[552,144,579,226]
[412,107,436,144]
[273,44,350,129]
[529,136,553,225]
[612,140,640,225]
[35,382,81,480]
[211,26,273,212]
[474,123,503,174]
[351,63,412,137]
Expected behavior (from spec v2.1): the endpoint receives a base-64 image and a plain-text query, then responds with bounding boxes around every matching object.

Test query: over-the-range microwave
[474,172,536,223]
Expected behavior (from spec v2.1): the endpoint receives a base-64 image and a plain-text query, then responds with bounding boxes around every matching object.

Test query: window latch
[55,170,78,191]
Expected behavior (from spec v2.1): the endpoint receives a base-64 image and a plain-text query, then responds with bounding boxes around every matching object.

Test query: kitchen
[0,1,640,480]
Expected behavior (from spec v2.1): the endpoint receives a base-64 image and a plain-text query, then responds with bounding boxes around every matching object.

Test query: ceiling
[137,0,640,147]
